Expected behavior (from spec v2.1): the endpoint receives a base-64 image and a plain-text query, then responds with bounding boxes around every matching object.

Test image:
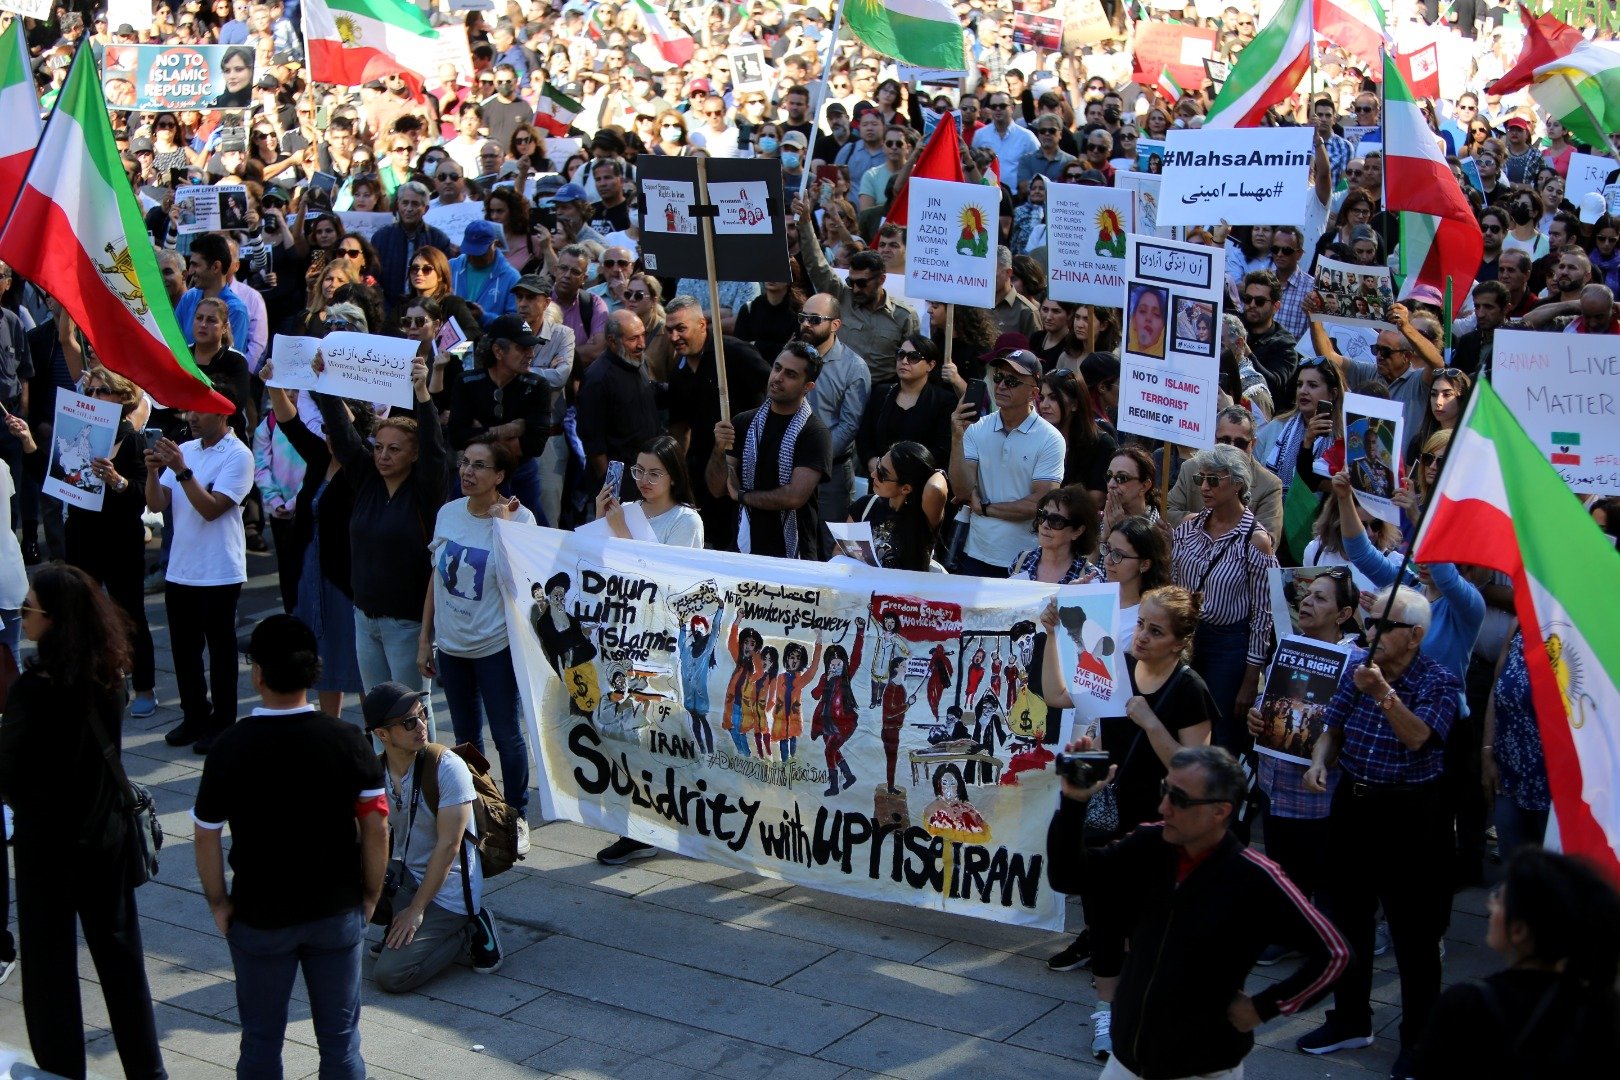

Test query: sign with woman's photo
[45,389,122,512]
[1343,391,1405,526]
[1313,256,1394,321]
[1116,233,1220,449]
[175,183,249,235]
[97,43,256,111]
[1255,636,1352,766]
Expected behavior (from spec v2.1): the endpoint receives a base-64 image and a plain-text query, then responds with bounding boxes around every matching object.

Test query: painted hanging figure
[881,656,922,794]
[744,645,780,759]
[721,621,763,756]
[965,646,986,702]
[810,617,866,796]
[772,635,822,762]
[924,642,954,720]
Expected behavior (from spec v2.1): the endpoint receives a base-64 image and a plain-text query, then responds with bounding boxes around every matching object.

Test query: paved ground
[0,554,1504,1079]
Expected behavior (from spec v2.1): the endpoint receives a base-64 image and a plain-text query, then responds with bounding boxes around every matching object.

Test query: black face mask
[1509,203,1534,225]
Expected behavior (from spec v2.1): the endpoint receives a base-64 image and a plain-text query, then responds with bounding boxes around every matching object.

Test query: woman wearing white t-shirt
[593,436,705,549]
[418,436,536,853]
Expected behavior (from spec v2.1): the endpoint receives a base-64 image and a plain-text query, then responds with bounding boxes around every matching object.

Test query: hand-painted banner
[98,43,256,112]
[1117,233,1221,449]
[495,525,1123,929]
[1491,327,1620,496]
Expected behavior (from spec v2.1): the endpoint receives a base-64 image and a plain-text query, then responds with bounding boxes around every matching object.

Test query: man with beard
[1238,271,1301,411]
[1451,279,1508,378]
[795,293,870,526]
[373,182,455,301]
[1475,206,1508,283]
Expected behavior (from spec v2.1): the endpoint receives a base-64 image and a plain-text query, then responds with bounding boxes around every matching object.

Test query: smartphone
[604,460,625,496]
[314,103,331,128]
[1315,400,1334,417]
[169,166,188,187]
[141,426,165,444]
[815,164,841,184]
[964,378,991,419]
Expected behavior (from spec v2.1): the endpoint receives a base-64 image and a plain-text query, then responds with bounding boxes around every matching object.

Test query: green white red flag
[302,0,441,86]
[0,18,40,216]
[1204,0,1312,128]
[632,0,695,66]
[1155,66,1184,104]
[534,83,582,137]
[0,47,233,413]
[1415,381,1620,881]
[845,0,969,71]
[1313,0,1386,69]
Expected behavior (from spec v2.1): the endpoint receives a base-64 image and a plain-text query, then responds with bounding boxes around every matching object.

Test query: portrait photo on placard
[1171,296,1216,357]
[1126,283,1168,360]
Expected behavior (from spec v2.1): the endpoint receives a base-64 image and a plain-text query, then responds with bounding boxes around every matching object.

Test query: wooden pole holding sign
[1159,440,1173,514]
[693,154,732,423]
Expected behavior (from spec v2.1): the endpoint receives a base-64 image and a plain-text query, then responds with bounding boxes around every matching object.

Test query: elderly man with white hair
[1297,582,1462,1078]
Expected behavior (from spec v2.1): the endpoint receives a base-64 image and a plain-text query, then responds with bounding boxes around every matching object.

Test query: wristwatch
[112,477,128,493]
[1380,688,1399,712]
[981,500,993,516]
[174,468,194,484]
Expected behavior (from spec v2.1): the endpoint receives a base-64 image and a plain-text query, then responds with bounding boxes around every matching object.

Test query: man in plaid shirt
[1312,96,1355,189]
[1269,226,1315,338]
[1296,585,1461,1077]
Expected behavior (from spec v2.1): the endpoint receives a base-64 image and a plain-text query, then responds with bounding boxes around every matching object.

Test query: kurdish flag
[0,48,232,413]
[1384,53,1479,315]
[1415,381,1620,881]
[845,0,969,72]
[1204,0,1312,128]
[534,83,582,137]
[0,18,42,217]
[302,0,441,86]
[632,0,695,67]
[1529,40,1620,152]
[1313,0,1386,69]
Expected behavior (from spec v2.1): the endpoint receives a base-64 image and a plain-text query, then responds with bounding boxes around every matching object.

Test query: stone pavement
[0,558,1504,1080]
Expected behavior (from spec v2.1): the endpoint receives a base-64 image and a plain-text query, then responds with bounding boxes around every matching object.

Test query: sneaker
[0,956,15,986]
[1257,944,1301,966]
[469,908,502,974]
[1297,1021,1374,1055]
[1373,922,1391,957]
[144,569,166,595]
[515,817,531,856]
[596,837,657,865]
[1047,930,1091,972]
[129,695,158,719]
[1089,1007,1112,1060]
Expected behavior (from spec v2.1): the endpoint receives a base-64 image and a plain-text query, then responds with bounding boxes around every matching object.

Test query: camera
[370,867,401,926]
[1055,751,1112,787]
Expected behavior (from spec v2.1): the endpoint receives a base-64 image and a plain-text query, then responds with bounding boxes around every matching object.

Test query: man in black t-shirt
[192,615,387,1079]
[707,341,832,559]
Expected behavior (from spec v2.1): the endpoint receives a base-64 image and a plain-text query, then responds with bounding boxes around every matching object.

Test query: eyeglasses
[390,145,413,153]
[1368,617,1417,635]
[895,347,923,362]
[622,288,653,302]
[990,371,1031,388]
[401,315,432,328]
[603,258,633,267]
[987,102,1010,110]
[796,312,834,326]
[437,172,462,181]
[1599,234,1620,243]
[85,385,119,397]
[457,456,496,472]
[1217,435,1256,453]
[629,465,667,481]
[1354,105,1377,114]
[339,247,364,259]
[1099,543,1140,564]
[515,135,536,144]
[1346,168,1363,177]
[1481,224,1504,234]
[1036,128,1059,136]
[383,709,427,732]
[409,264,436,275]
[1371,344,1412,359]
[1421,452,1447,468]
[1241,292,1272,306]
[883,140,906,148]
[1161,779,1231,810]
[18,604,46,617]
[1087,142,1109,151]
[1192,472,1227,487]
[1104,471,1140,485]
[1036,510,1077,530]
[1270,245,1298,256]
[873,464,895,483]
[846,276,876,288]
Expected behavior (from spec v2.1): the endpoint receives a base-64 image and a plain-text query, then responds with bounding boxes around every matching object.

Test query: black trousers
[1321,779,1452,1050]
[12,838,166,1079]
[1450,655,1496,876]
[1262,813,1330,903]
[165,582,243,733]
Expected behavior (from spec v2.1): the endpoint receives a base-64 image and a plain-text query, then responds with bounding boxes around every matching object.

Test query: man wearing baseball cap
[948,349,1064,577]
[448,314,553,518]
[364,682,503,990]
[449,220,520,327]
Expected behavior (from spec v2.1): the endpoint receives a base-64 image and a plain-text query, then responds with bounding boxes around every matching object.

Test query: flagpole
[1557,73,1620,172]
[801,1,846,203]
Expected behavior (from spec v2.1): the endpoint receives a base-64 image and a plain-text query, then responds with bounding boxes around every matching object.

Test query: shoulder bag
[86,702,162,887]
[1085,662,1188,837]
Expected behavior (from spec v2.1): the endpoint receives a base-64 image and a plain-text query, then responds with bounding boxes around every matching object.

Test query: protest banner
[1342,124,1380,150]
[430,22,474,79]
[1565,151,1613,206]
[98,43,255,111]
[1044,182,1130,307]
[1060,0,1115,48]
[1254,637,1352,766]
[727,45,770,95]
[904,178,997,307]
[0,0,51,18]
[108,0,154,28]
[635,156,789,282]
[423,200,485,247]
[1156,128,1314,227]
[1116,234,1221,449]
[1343,391,1405,526]
[1013,11,1063,49]
[175,184,249,235]
[1114,171,1177,240]
[496,524,1122,929]
[265,332,418,409]
[1296,313,1392,366]
[1135,138,1166,174]
[1314,255,1394,321]
[1130,22,1218,92]
[336,210,395,241]
[1491,327,1620,496]
[1203,57,1229,92]
[827,522,881,567]
[45,389,121,512]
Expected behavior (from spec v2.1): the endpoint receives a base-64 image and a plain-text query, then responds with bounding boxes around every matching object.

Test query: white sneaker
[515,817,531,856]
[0,957,15,986]
[1090,1007,1112,1060]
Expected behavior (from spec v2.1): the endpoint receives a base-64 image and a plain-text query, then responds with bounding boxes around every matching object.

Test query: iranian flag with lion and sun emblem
[303,0,441,86]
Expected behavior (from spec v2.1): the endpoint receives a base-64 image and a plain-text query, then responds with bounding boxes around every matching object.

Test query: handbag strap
[1117,660,1189,772]
[84,697,138,812]
[1194,514,1259,595]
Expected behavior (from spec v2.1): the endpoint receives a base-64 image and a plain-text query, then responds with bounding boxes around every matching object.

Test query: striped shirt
[1324,648,1460,785]
[1170,509,1278,667]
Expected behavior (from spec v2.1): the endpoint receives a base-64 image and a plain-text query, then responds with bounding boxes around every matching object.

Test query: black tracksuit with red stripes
[1048,802,1350,1079]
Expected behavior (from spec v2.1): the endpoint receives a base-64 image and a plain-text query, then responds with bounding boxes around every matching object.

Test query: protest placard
[2,0,52,16]
[827,522,881,567]
[1114,171,1177,240]
[1044,183,1131,307]
[727,45,770,95]
[1491,327,1620,496]
[175,184,249,235]
[905,178,998,307]
[98,43,254,112]
[265,332,417,409]
[424,200,485,247]
[1013,11,1063,49]
[45,390,121,512]
[498,521,1117,929]
[709,181,775,236]
[1135,139,1167,174]
[1116,234,1220,448]
[1296,314,1393,366]
[1255,637,1352,766]
[1314,255,1394,321]
[635,156,789,281]
[336,211,395,241]
[1129,22,1217,91]
[1156,128,1315,227]
[1060,0,1115,48]
[1344,391,1405,526]
[1051,588,1129,715]
[1565,151,1613,206]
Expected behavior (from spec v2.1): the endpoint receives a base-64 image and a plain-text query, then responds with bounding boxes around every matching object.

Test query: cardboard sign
[423,200,485,247]
[1135,138,1167,174]
[1116,234,1221,449]
[1156,128,1315,227]
[1255,637,1353,766]
[336,211,395,241]
[904,178,998,307]
[98,43,256,112]
[1343,391,1406,526]
[2,0,57,20]
[1297,314,1394,366]
[1045,182,1132,307]
[1115,171,1177,240]
[45,389,121,512]
[175,184,250,235]
[1565,151,1613,206]
[1061,0,1116,49]
[266,332,418,410]
[635,156,789,282]
[1012,11,1063,49]
[1491,328,1620,496]
[727,45,770,96]
[1130,23,1218,92]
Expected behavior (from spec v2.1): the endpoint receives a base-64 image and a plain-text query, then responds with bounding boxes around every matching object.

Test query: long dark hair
[29,563,133,695]
[1109,515,1171,592]
[640,434,696,507]
[882,440,938,572]
[1500,847,1620,987]
[1041,367,1100,447]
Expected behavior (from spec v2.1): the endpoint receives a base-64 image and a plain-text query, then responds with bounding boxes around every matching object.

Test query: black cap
[243,614,319,667]
[256,74,280,91]
[486,314,543,347]
[362,682,429,731]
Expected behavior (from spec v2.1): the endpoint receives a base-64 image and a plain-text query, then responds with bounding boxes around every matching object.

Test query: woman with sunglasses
[858,334,956,475]
[334,231,382,288]
[1392,428,1456,523]
[1459,119,1492,159]
[1100,446,1160,534]
[1009,486,1101,583]
[147,111,196,174]
[848,440,946,573]
[1037,368,1116,506]
[624,273,672,381]
[399,243,454,312]
[1586,213,1620,294]
[399,297,472,411]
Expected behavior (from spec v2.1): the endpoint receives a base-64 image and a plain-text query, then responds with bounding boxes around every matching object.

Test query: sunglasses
[1161,779,1231,810]
[1598,234,1620,243]
[623,290,649,301]
[1481,224,1503,234]
[1368,617,1417,635]
[1354,105,1377,114]
[339,247,364,259]
[1420,452,1447,468]
[86,385,120,397]
[991,371,1031,388]
[603,258,633,267]
[400,315,432,328]
[796,312,834,325]
[1036,510,1077,530]
[1241,293,1272,306]
[409,264,436,275]
[873,464,896,483]
[883,140,907,148]
[383,709,427,732]
[1192,472,1227,487]
[895,347,923,361]
[1270,245,1298,256]
[1371,345,1411,359]
[1104,471,1140,485]
[1215,435,1252,450]
[846,276,876,288]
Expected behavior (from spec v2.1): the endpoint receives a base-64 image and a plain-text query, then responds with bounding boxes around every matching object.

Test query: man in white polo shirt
[145,396,255,754]
[948,349,1065,577]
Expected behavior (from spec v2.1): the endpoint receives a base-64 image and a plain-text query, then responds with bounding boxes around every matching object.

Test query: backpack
[399,742,524,879]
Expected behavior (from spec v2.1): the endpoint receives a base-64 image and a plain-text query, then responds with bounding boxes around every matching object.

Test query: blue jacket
[449,255,520,327]
[1343,531,1485,681]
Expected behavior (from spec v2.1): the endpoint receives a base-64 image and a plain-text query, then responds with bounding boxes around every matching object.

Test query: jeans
[436,647,530,813]
[951,553,1009,578]
[538,434,569,528]
[500,457,545,525]
[228,908,366,1080]
[354,611,435,740]
[166,581,243,733]
[1494,798,1549,861]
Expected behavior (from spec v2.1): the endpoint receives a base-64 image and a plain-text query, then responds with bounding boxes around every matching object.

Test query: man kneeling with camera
[1048,743,1349,1080]
[365,683,502,990]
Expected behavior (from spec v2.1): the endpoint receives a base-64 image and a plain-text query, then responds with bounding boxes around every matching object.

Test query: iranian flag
[1490,2,1582,96]
[632,0,695,67]
[1414,381,1620,880]
[0,48,232,413]
[0,18,41,217]
[534,84,582,137]
[1313,0,1385,69]
[1155,67,1184,104]
[303,0,441,86]
[1204,0,1312,128]
[845,0,969,72]
[884,113,963,229]
[1394,41,1441,99]
[1384,53,1479,315]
